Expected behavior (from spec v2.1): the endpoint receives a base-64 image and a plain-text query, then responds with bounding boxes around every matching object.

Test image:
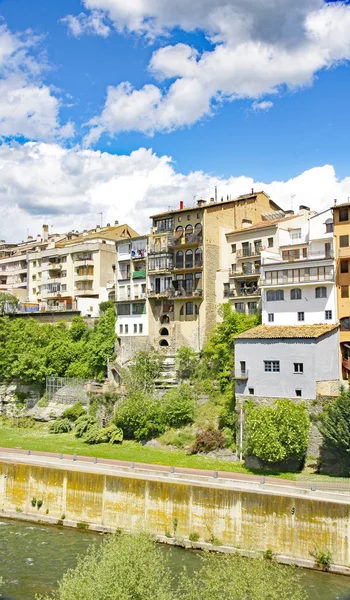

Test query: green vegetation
[245,399,310,463]
[190,425,226,454]
[321,388,350,474]
[49,418,73,434]
[311,546,333,572]
[0,292,19,315]
[175,346,199,381]
[0,307,116,386]
[38,532,306,600]
[124,348,165,393]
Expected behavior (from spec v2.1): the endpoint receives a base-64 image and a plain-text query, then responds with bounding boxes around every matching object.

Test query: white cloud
[0,23,71,141]
[78,1,350,139]
[0,141,349,243]
[251,100,273,112]
[62,11,111,38]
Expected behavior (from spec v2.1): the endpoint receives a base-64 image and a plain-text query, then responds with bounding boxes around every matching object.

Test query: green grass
[0,423,297,478]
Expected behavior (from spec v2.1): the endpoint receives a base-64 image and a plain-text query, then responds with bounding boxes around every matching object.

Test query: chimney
[251,188,254,194]
[27,236,33,240]
[107,223,110,227]
[209,197,215,203]
[180,201,184,210]
[42,224,49,242]
[115,220,119,225]
[299,205,310,212]
[96,225,100,229]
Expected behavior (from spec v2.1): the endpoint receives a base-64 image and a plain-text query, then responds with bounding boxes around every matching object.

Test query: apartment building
[222,212,305,315]
[333,201,350,380]
[27,223,137,316]
[260,209,336,326]
[146,191,284,351]
[115,235,148,339]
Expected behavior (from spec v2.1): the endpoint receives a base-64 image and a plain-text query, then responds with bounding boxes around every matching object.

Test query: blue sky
[0,0,350,240]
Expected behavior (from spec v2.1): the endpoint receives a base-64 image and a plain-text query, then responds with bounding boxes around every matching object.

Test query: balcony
[261,272,334,286]
[74,256,94,264]
[237,245,261,258]
[75,273,94,282]
[224,288,261,298]
[131,250,147,260]
[168,233,203,247]
[41,262,63,272]
[169,288,203,299]
[148,260,173,272]
[230,267,260,278]
[74,288,95,296]
[234,369,249,380]
[148,289,172,299]
[132,270,146,279]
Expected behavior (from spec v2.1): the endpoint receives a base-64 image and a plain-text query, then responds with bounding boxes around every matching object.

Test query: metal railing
[237,246,261,258]
[170,288,203,298]
[230,267,261,277]
[169,233,203,246]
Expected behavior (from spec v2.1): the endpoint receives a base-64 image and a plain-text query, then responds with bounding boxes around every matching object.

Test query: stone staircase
[155,354,178,389]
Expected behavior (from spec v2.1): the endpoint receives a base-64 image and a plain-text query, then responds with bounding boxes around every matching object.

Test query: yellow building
[147,192,284,351]
[333,201,350,379]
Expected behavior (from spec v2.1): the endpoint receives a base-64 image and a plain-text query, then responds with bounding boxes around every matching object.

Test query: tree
[125,348,165,393]
[175,347,199,381]
[114,392,166,441]
[38,533,174,600]
[177,552,306,600]
[162,384,196,428]
[99,300,115,314]
[245,399,310,463]
[321,388,350,468]
[0,292,19,315]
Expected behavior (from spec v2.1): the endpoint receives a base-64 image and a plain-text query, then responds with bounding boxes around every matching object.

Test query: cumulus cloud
[76,1,350,140]
[1,141,349,243]
[251,100,273,112]
[62,11,111,37]
[0,22,71,141]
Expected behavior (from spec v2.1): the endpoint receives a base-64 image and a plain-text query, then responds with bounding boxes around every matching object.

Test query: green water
[0,519,349,600]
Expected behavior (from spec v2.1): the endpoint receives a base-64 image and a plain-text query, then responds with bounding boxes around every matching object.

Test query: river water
[0,518,349,600]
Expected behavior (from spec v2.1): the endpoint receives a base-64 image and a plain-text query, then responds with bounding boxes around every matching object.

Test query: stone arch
[159,339,169,347]
[160,327,169,336]
[161,315,170,324]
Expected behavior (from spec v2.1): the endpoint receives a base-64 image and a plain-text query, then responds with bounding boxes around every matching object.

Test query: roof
[150,191,282,219]
[226,214,298,236]
[333,202,350,210]
[57,224,139,247]
[236,324,338,340]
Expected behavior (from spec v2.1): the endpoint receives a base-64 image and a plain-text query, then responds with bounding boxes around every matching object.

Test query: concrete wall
[235,332,340,400]
[1,459,349,570]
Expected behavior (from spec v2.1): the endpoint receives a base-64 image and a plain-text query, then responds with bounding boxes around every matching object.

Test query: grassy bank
[0,423,298,479]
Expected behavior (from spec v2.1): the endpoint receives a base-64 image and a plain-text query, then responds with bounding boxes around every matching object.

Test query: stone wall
[0,382,41,415]
[0,459,349,571]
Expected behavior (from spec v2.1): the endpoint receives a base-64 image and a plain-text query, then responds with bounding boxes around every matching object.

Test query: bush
[74,414,96,438]
[62,402,86,422]
[190,425,226,454]
[83,423,123,445]
[321,388,350,463]
[125,349,165,393]
[175,347,199,380]
[162,385,196,428]
[49,418,73,434]
[159,428,196,449]
[245,399,310,463]
[114,392,166,441]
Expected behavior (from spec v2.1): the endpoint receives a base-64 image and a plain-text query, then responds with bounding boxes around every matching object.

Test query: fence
[46,377,90,405]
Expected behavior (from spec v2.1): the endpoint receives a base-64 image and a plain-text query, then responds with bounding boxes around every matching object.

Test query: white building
[115,236,148,339]
[261,209,336,326]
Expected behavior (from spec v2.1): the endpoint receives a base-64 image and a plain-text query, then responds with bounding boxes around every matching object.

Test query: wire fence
[46,377,90,406]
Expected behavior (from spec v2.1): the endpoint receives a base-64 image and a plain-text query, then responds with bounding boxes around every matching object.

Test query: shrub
[189,531,200,542]
[245,399,310,463]
[49,418,73,434]
[190,425,226,454]
[83,423,123,445]
[175,347,199,380]
[62,402,86,422]
[125,349,165,393]
[162,385,196,428]
[312,546,332,571]
[114,392,166,441]
[159,428,195,449]
[321,388,350,462]
[74,414,96,438]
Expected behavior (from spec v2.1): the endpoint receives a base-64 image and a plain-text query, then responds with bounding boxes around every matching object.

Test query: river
[0,518,349,600]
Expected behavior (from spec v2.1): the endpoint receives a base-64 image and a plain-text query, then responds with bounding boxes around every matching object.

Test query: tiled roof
[333,202,350,209]
[226,215,298,235]
[236,324,338,340]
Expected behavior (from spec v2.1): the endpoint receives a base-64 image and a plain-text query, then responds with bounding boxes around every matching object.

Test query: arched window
[315,287,327,299]
[160,327,169,336]
[176,225,183,233]
[176,251,184,269]
[174,225,183,244]
[290,288,301,300]
[185,224,193,241]
[340,317,350,331]
[185,249,193,268]
[195,248,202,267]
[161,315,170,324]
[195,223,202,241]
[159,339,169,347]
[266,290,284,301]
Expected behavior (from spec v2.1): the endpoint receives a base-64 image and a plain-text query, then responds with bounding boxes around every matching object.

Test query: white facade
[261,209,336,326]
[116,236,148,338]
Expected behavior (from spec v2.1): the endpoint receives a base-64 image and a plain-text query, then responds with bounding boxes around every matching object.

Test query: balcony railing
[148,289,172,298]
[148,261,173,272]
[234,369,249,380]
[170,288,203,299]
[230,267,261,277]
[169,234,203,246]
[237,245,261,258]
[261,272,334,285]
[131,250,147,260]
[224,288,261,298]
[75,274,94,282]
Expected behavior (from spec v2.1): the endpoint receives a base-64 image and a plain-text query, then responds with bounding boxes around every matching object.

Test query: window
[315,287,327,299]
[240,361,246,374]
[266,289,284,301]
[326,222,333,233]
[264,361,280,372]
[340,235,349,248]
[341,286,349,298]
[235,302,245,313]
[248,388,254,395]
[176,251,184,269]
[231,244,236,253]
[60,256,67,263]
[268,237,273,248]
[341,260,349,273]
[195,304,199,315]
[185,250,193,268]
[61,270,67,278]
[134,324,137,334]
[340,317,350,331]
[298,312,305,322]
[290,288,301,300]
[187,214,191,220]
[339,208,349,222]
[32,287,36,294]
[117,304,131,316]
[268,313,274,322]
[178,216,182,222]
[33,261,37,267]
[180,305,184,316]
[186,302,193,315]
[197,212,201,219]
[119,324,123,334]
[282,249,300,261]
[195,248,202,267]
[139,324,143,334]
[295,389,302,397]
[61,284,67,291]
[290,229,301,241]
[32,275,36,280]
[325,310,332,320]
[132,303,145,315]
[125,324,128,334]
[247,302,257,314]
[294,363,304,373]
